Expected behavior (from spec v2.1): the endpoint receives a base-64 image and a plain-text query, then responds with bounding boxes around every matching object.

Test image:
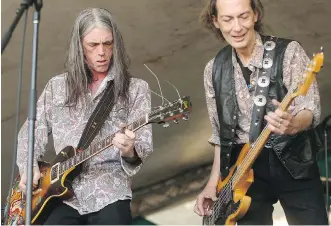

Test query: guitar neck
[59,114,148,174]
[232,92,294,187]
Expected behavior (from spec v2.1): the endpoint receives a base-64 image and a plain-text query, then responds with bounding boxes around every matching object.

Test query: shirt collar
[232,32,264,69]
[104,64,115,83]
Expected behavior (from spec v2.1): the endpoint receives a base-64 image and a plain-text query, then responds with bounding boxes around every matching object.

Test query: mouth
[96,60,108,65]
[232,33,246,42]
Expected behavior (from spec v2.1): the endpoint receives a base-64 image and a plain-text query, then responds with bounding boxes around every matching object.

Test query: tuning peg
[182,113,189,121]
[163,122,170,128]
[173,119,179,124]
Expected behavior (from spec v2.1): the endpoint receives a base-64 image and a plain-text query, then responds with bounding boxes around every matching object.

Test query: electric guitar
[202,49,324,225]
[5,96,192,225]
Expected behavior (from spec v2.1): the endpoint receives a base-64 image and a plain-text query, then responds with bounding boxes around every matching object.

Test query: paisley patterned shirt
[204,33,321,145]
[16,67,153,215]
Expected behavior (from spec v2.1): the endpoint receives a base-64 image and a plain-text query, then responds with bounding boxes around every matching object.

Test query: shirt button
[233,116,237,120]
[229,142,232,145]
[225,167,229,170]
[231,129,235,132]
[227,154,230,157]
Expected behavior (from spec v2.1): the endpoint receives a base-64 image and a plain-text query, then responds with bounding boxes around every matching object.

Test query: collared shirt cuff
[17,159,39,176]
[120,145,143,177]
[208,135,220,146]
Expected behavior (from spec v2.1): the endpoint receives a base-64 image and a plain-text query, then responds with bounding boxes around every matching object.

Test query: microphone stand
[1,0,35,54]
[25,1,43,224]
[322,115,331,212]
[2,0,43,224]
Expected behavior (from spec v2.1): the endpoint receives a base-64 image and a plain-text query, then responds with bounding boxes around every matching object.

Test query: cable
[3,8,29,224]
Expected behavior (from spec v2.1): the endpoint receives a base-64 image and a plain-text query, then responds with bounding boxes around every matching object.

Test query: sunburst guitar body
[4,97,192,225]
[13,146,79,224]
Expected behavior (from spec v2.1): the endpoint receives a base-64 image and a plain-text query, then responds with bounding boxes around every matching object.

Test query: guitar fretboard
[232,91,293,187]
[58,114,148,175]
[209,91,295,224]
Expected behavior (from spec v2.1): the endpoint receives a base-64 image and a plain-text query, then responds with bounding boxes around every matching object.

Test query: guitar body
[201,50,325,225]
[12,146,80,225]
[4,96,193,225]
[203,144,254,226]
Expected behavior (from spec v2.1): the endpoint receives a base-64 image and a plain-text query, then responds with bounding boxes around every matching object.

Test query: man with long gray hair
[16,8,153,224]
[194,0,328,225]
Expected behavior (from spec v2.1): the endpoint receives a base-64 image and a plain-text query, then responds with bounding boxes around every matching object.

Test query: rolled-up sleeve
[17,80,53,176]
[120,79,153,176]
[204,59,221,146]
[283,41,321,127]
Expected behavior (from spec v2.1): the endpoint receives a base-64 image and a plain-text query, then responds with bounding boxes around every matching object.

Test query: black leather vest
[212,35,318,180]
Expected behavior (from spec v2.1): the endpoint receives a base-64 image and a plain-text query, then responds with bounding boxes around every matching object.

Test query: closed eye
[88,43,99,47]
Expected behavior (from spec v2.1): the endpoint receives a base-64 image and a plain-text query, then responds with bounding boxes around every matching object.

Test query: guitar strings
[205,60,314,225]
[58,99,185,174]
[231,90,292,185]
[206,89,294,224]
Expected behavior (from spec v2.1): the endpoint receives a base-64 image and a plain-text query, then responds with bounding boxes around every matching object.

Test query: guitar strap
[76,79,116,150]
[3,80,117,226]
[249,36,277,143]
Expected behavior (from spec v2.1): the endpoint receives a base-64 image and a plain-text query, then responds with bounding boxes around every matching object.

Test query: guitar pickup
[50,163,60,184]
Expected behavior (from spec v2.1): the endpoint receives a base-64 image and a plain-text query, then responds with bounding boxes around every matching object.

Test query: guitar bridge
[50,163,60,184]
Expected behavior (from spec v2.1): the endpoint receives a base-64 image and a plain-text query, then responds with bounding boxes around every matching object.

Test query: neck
[91,71,108,82]
[235,32,256,66]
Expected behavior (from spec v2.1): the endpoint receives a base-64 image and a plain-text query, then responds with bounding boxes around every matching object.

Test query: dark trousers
[44,199,132,225]
[231,146,328,225]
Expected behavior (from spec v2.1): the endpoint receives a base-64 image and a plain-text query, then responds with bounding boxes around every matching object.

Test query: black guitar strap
[76,80,115,150]
[249,36,277,143]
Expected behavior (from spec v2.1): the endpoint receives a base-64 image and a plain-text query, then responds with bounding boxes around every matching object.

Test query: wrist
[206,181,218,189]
[293,110,313,133]
[291,117,301,134]
[122,148,141,164]
[121,146,135,158]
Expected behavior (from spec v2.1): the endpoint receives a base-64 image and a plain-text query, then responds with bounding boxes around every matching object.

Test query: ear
[82,49,89,65]
[253,11,258,23]
[212,15,220,29]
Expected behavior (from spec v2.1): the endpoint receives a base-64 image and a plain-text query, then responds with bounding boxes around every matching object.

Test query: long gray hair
[64,8,131,107]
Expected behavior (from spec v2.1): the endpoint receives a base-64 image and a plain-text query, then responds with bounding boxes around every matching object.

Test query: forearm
[16,81,53,175]
[206,145,221,188]
[17,121,41,175]
[293,109,313,133]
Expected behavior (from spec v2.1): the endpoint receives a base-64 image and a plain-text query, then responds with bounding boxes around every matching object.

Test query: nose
[233,18,242,32]
[97,44,105,56]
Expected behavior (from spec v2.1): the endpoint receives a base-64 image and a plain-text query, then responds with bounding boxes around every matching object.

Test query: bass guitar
[202,49,324,225]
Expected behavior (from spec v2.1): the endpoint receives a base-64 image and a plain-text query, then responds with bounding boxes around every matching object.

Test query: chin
[97,68,109,73]
[232,42,248,50]
[93,65,110,73]
[229,37,249,50]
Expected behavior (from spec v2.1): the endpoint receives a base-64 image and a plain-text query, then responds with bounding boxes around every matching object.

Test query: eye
[104,42,113,48]
[89,43,98,47]
[240,14,249,19]
[222,18,232,22]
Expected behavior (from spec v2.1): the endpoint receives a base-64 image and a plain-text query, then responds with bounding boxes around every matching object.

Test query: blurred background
[1,0,331,224]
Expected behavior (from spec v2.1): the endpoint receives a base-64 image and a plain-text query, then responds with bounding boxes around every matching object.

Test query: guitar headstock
[148,96,192,125]
[292,47,324,98]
